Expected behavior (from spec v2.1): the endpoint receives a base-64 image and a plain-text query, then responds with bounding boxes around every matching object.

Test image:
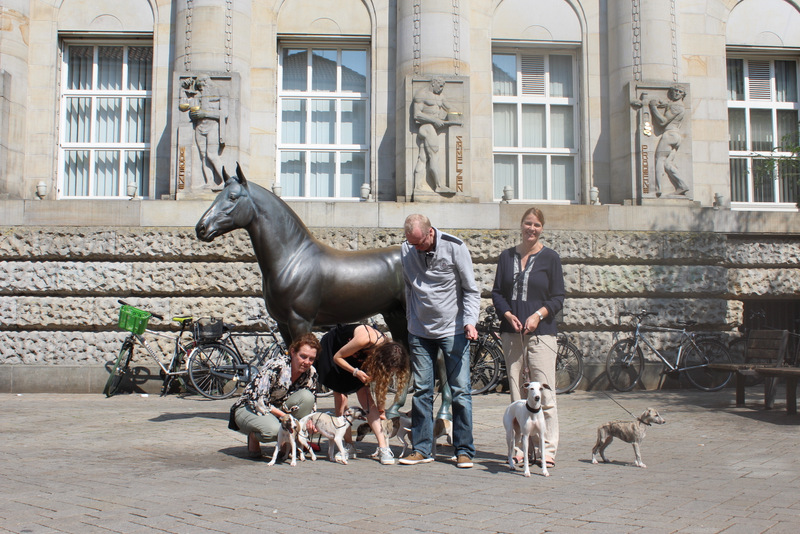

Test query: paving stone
[0,388,798,533]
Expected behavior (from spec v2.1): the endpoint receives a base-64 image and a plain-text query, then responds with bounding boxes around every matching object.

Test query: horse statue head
[196,163,256,242]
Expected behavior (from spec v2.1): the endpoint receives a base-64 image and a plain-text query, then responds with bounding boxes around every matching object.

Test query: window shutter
[521,55,545,95]
[747,60,772,100]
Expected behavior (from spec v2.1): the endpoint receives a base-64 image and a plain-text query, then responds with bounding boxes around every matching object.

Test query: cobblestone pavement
[1,387,799,534]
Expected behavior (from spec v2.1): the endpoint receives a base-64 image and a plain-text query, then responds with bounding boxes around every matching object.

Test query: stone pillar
[171,0,250,199]
[0,0,30,199]
[396,0,475,202]
[608,0,691,205]
[607,0,638,204]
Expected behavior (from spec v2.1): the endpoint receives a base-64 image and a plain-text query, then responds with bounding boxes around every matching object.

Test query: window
[59,43,152,198]
[727,57,799,209]
[277,45,369,198]
[492,51,579,202]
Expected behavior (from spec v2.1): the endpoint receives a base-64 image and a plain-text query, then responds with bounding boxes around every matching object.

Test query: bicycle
[104,300,213,397]
[470,306,585,395]
[470,308,505,395]
[186,315,288,400]
[605,310,733,392]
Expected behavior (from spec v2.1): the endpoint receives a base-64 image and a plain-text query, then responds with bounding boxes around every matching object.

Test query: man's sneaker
[398,451,434,465]
[378,447,395,465]
[456,454,473,468]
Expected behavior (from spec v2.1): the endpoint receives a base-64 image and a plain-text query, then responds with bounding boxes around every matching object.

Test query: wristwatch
[536,311,545,320]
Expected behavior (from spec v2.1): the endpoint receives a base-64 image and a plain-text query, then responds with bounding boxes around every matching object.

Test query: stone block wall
[1,226,799,392]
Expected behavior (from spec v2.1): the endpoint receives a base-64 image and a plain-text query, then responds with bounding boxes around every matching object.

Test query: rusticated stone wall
[1,226,799,392]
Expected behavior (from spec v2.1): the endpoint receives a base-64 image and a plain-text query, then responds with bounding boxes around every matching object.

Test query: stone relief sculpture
[413,76,462,193]
[179,74,229,190]
[648,85,689,197]
[630,83,691,199]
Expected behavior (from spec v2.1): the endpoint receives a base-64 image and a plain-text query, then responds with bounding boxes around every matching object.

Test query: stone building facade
[0,0,799,392]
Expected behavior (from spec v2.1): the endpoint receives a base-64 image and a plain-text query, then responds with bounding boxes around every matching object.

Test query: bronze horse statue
[196,164,453,419]
[195,164,409,346]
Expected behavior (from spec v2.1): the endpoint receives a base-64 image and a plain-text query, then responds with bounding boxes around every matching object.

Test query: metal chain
[225,0,233,73]
[670,0,678,82]
[631,0,642,82]
[184,0,193,72]
[413,0,421,75]
[452,0,460,76]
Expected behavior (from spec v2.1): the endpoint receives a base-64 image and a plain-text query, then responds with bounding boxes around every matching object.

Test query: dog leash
[602,392,637,419]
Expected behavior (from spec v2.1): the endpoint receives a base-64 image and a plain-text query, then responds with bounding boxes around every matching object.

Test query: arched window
[56,0,154,198]
[491,0,581,203]
[275,0,372,199]
[726,0,800,210]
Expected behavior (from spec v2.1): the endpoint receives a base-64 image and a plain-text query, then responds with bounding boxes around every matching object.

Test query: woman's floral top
[229,352,317,429]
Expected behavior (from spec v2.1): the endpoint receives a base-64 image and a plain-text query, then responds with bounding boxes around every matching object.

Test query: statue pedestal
[412,189,478,203]
[640,197,700,207]
[625,197,700,207]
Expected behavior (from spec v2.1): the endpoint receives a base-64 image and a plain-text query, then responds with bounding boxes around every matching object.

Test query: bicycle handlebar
[118,299,164,322]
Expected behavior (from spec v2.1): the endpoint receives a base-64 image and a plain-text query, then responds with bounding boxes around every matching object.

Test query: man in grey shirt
[398,214,480,468]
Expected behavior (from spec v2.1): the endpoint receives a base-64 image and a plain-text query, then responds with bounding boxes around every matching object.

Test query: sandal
[533,457,555,468]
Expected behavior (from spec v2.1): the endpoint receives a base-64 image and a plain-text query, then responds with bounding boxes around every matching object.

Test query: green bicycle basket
[118,305,151,335]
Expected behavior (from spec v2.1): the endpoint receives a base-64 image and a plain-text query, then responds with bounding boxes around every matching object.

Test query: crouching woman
[228,333,321,456]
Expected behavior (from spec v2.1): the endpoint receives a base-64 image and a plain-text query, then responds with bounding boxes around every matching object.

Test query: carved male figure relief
[648,85,689,197]
[413,77,462,193]
[180,75,229,190]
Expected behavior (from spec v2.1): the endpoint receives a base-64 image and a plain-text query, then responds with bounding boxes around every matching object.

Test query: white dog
[503,381,551,477]
[298,407,367,464]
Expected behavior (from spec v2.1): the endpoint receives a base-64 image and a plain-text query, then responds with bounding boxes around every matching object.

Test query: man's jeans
[409,333,475,459]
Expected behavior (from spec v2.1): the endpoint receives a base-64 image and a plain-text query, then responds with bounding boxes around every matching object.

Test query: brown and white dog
[591,407,665,468]
[267,413,304,467]
[357,415,453,458]
[357,416,412,457]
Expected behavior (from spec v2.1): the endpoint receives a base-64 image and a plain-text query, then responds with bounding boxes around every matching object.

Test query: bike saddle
[172,316,194,324]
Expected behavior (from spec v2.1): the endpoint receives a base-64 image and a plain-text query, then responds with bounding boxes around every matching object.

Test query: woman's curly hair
[361,341,410,409]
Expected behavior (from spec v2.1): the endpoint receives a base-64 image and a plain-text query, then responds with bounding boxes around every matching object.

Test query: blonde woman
[491,207,565,468]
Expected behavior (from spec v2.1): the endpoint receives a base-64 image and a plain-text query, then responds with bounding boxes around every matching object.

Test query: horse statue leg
[435,352,453,421]
[385,350,453,420]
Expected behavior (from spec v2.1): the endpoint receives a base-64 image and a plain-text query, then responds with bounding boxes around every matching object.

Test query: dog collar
[638,417,651,426]
[525,402,541,414]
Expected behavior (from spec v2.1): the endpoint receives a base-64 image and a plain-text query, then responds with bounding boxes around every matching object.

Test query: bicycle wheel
[555,337,584,394]
[187,342,242,400]
[255,342,286,367]
[470,338,503,395]
[605,338,644,392]
[104,339,134,397]
[683,338,733,392]
[160,344,194,396]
